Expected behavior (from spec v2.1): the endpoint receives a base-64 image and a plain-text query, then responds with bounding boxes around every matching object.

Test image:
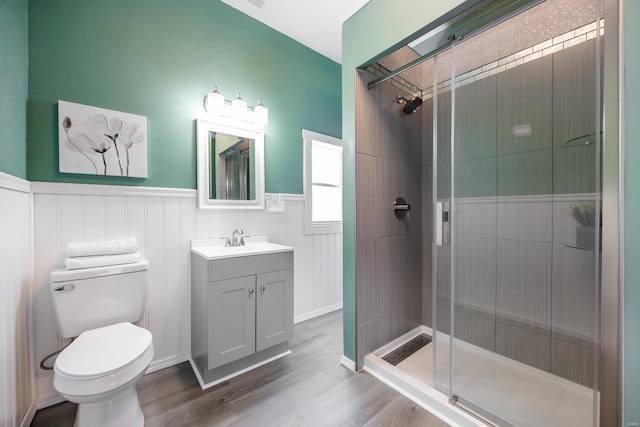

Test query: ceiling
[220,0,371,64]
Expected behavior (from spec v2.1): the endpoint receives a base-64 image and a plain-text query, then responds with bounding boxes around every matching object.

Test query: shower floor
[365,327,595,427]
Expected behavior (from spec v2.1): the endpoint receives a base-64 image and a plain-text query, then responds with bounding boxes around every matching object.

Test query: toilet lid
[55,322,152,378]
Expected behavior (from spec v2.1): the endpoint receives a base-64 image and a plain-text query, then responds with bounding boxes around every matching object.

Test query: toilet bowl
[53,322,153,427]
[49,258,152,426]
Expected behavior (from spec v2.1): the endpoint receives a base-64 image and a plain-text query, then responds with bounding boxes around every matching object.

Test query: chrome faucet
[231,229,245,246]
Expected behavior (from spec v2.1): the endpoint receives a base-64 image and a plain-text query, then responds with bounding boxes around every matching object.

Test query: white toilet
[49,260,153,427]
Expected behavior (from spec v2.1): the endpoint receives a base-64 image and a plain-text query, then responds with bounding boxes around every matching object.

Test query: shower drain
[381,333,432,366]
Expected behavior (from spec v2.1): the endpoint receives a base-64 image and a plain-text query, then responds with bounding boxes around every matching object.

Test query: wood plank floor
[30,310,449,427]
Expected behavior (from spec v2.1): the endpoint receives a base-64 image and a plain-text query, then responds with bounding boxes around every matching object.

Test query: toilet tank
[49,260,149,338]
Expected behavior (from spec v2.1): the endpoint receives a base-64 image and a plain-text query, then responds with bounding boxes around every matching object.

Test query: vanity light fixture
[203,86,269,126]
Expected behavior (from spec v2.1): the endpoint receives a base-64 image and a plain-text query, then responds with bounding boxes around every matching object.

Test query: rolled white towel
[66,238,138,258]
[64,252,141,270]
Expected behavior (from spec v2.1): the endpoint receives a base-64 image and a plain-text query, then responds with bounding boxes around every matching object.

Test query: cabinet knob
[260,286,266,291]
[249,288,254,294]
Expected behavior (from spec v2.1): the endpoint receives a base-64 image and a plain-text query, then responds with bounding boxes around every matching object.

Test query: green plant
[568,202,597,227]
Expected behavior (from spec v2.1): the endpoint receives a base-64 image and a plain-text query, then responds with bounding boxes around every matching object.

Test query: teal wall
[0,0,28,179]
[624,0,640,424]
[27,0,341,192]
[342,0,465,363]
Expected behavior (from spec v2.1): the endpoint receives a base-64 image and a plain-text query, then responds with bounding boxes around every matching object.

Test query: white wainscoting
[31,182,343,402]
[0,173,35,427]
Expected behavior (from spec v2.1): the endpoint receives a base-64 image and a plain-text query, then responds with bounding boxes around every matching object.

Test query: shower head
[397,96,423,115]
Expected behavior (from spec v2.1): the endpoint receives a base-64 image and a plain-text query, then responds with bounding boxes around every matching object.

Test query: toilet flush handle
[53,284,75,292]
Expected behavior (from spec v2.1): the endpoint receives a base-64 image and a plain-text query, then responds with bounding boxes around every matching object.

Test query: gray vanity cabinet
[208,268,293,369]
[191,248,294,388]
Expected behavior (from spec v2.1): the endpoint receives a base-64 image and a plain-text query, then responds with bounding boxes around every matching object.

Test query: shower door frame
[599,0,621,424]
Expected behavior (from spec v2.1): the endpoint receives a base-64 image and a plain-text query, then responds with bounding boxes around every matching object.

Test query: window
[303,129,342,235]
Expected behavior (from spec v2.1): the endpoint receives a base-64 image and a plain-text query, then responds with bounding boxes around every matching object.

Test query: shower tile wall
[356,37,598,384]
[355,69,423,367]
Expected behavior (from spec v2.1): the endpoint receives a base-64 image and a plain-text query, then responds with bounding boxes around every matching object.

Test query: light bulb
[253,99,269,126]
[231,93,248,119]
[204,86,225,114]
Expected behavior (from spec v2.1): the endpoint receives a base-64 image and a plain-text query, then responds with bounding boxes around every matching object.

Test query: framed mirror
[197,117,265,209]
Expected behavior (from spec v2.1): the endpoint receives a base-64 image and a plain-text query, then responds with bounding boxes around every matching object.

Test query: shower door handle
[436,202,450,246]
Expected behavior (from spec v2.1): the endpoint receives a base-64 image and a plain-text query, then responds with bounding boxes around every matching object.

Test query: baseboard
[146,353,190,374]
[36,393,66,409]
[340,355,356,372]
[29,392,66,412]
[18,399,39,427]
[294,302,343,324]
[16,395,61,426]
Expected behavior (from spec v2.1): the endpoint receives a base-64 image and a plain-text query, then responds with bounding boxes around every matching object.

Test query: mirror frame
[197,117,265,209]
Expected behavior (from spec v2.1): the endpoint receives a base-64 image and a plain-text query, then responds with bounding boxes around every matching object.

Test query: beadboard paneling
[0,174,34,427]
[31,184,342,402]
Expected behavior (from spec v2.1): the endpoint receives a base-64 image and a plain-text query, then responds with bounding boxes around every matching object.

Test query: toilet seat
[54,322,153,398]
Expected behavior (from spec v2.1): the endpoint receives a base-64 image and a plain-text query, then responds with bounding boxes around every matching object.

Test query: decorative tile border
[369,19,604,100]
[448,19,605,93]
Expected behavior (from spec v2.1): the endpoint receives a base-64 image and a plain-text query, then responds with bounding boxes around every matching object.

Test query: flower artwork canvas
[58,100,148,178]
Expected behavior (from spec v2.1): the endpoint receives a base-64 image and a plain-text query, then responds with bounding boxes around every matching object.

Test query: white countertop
[191,236,293,260]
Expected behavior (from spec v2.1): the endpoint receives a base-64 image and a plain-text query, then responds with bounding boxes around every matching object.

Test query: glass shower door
[443,1,602,425]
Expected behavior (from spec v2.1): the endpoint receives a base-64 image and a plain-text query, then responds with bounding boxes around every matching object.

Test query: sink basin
[191,236,293,260]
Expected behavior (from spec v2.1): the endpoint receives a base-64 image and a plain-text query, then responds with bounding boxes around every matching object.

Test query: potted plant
[568,202,601,250]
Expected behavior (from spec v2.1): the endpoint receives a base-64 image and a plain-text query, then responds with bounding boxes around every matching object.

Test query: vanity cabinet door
[256,269,294,352]
[208,275,256,369]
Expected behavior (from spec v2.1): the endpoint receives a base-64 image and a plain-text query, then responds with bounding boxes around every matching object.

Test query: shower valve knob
[393,197,411,219]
